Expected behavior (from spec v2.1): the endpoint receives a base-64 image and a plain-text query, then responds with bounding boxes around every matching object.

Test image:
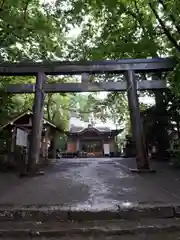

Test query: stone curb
[0,224,180,237]
[0,203,178,221]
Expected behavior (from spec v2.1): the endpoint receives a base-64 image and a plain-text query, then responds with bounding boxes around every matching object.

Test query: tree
[44,93,70,130]
[0,0,67,127]
[0,0,65,61]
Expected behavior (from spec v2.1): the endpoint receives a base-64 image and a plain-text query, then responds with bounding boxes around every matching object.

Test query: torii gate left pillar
[27,72,45,175]
[126,70,153,172]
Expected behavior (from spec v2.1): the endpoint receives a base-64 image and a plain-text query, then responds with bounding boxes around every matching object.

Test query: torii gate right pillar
[126,70,150,171]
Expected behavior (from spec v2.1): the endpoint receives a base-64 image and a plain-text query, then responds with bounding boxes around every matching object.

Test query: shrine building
[66,124,123,157]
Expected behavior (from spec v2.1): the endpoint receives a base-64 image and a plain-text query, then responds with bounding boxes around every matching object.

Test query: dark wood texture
[3,80,167,93]
[27,72,45,172]
[0,57,175,76]
[126,70,149,169]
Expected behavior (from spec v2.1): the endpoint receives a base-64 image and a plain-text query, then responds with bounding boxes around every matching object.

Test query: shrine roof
[70,124,111,133]
[67,124,123,136]
[0,110,62,132]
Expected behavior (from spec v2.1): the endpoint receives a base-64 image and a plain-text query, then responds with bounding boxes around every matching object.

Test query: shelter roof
[0,110,62,132]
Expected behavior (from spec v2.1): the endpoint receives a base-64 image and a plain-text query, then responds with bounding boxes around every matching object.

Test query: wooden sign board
[103,143,110,155]
[16,128,28,147]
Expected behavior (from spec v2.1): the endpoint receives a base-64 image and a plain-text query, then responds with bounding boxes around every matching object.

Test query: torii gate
[0,57,176,173]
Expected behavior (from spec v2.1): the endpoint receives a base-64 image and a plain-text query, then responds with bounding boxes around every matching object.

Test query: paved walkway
[0,158,180,209]
[22,233,180,240]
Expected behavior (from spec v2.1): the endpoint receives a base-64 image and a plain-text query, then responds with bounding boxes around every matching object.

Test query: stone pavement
[5,233,180,240]
[1,218,180,239]
[18,233,180,240]
[1,158,180,239]
[0,157,180,209]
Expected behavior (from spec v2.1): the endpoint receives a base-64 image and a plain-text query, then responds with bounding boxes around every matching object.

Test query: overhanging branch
[158,0,180,36]
[149,2,180,52]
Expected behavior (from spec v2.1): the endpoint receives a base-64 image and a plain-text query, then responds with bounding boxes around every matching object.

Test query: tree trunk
[177,120,180,139]
[154,90,170,160]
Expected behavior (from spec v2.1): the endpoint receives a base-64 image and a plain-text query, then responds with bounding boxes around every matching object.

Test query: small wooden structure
[0,110,59,170]
[66,124,123,157]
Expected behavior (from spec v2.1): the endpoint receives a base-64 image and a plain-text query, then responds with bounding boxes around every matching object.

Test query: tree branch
[23,0,32,22]
[46,93,53,121]
[133,0,147,36]
[125,1,158,56]
[158,0,180,36]
[149,2,180,52]
[0,0,6,12]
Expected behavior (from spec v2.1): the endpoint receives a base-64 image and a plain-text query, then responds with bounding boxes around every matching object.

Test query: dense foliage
[0,0,66,126]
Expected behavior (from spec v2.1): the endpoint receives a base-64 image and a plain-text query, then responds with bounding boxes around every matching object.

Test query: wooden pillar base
[19,171,44,178]
[19,162,44,178]
[136,157,150,170]
[130,169,156,173]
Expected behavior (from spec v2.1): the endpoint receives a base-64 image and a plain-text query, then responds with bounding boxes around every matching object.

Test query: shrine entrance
[0,57,176,173]
[81,140,103,156]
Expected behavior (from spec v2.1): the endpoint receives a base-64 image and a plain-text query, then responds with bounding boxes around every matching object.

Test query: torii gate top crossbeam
[0,57,175,76]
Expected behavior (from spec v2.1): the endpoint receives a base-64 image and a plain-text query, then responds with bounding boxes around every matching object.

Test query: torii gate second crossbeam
[0,57,176,173]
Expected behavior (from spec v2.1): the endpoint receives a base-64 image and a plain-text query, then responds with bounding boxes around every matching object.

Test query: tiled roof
[70,125,111,133]
[69,116,116,133]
